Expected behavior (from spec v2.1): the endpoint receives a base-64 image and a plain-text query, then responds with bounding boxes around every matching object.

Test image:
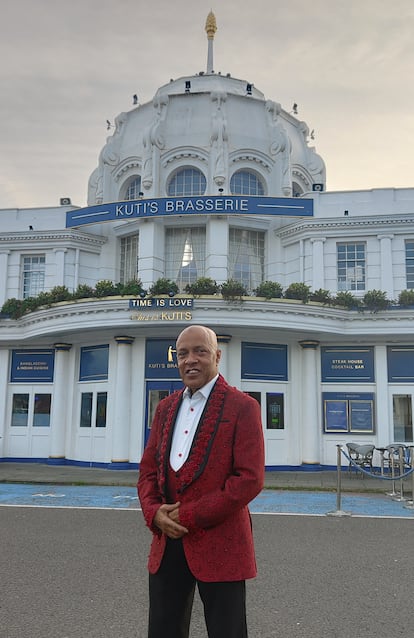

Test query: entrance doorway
[144,380,183,444]
[392,394,413,442]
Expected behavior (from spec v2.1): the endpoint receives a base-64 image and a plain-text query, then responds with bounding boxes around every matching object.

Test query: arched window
[167,168,206,197]
[230,170,265,196]
[124,177,142,201]
[292,182,304,198]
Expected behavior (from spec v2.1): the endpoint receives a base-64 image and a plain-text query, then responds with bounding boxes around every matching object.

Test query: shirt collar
[183,374,219,400]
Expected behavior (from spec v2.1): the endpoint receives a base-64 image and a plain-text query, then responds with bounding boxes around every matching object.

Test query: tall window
[165,227,206,289]
[120,234,139,283]
[229,228,264,291]
[22,255,45,299]
[80,391,107,428]
[405,241,414,289]
[337,243,365,292]
[125,177,142,200]
[230,170,265,196]
[167,168,206,197]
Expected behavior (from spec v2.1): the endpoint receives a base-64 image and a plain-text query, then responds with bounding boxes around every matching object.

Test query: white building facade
[1,13,414,470]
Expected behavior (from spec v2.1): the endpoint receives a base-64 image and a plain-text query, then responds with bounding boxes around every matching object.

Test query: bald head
[176,325,221,392]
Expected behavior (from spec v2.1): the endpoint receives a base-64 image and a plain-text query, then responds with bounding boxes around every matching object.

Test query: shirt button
[178,453,182,457]
[184,430,189,434]
[190,407,194,412]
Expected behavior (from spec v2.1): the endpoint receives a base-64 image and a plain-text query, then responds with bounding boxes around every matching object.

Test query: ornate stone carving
[265,100,292,196]
[142,95,169,189]
[210,92,228,187]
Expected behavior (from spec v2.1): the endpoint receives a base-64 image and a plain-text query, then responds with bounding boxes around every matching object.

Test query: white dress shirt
[169,375,219,471]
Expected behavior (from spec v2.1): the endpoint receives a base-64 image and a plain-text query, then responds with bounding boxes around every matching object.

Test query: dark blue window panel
[241,343,288,381]
[321,347,374,382]
[11,349,55,382]
[387,346,414,382]
[79,345,109,381]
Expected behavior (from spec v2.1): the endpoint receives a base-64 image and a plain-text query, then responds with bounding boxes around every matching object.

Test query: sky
[1,0,413,210]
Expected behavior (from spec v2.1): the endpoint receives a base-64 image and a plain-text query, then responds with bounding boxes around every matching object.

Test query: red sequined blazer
[138,374,265,582]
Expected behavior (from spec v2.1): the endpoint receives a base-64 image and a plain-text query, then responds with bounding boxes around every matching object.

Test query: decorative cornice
[2,297,414,344]
[279,215,414,240]
[0,231,107,248]
[113,158,142,183]
[292,168,311,187]
[162,151,208,167]
[230,150,272,173]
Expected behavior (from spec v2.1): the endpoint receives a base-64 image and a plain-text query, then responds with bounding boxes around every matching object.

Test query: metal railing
[327,444,414,517]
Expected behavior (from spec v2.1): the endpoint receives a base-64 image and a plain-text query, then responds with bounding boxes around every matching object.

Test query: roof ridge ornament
[205,10,217,74]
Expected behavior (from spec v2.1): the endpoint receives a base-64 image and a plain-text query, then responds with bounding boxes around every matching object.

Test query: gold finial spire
[205,11,217,73]
[205,10,217,40]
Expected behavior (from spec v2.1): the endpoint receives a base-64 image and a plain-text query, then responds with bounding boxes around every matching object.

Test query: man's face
[176,326,221,392]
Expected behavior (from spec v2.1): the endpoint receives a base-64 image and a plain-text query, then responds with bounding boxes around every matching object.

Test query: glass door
[392,394,413,443]
[7,389,52,458]
[144,380,183,445]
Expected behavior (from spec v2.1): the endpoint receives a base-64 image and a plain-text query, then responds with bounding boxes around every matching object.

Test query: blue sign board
[11,349,55,382]
[66,195,313,228]
[241,342,288,381]
[387,346,414,382]
[145,338,180,379]
[321,347,375,382]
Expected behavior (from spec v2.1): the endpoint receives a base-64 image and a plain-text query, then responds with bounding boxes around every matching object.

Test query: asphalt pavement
[1,507,413,638]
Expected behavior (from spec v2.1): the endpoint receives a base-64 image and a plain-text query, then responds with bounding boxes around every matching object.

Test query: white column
[0,251,10,306]
[217,333,232,379]
[0,348,9,456]
[138,221,164,289]
[53,249,67,287]
[49,343,72,462]
[378,234,394,299]
[299,340,320,465]
[112,336,135,466]
[206,217,229,284]
[310,238,326,290]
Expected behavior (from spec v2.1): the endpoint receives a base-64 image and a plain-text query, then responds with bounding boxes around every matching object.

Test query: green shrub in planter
[284,282,311,303]
[117,279,144,296]
[362,289,390,313]
[34,291,54,307]
[309,288,333,305]
[220,279,247,300]
[253,281,283,299]
[398,289,414,307]
[149,278,179,296]
[185,277,219,296]
[94,280,118,297]
[48,285,72,303]
[334,291,360,309]
[73,283,96,299]
[1,298,25,319]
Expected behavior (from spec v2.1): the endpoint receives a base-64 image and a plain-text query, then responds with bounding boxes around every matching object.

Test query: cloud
[0,0,413,207]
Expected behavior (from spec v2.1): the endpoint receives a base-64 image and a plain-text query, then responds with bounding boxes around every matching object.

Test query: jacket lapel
[157,375,228,497]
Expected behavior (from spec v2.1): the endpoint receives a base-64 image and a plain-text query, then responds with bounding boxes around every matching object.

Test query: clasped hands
[154,502,189,539]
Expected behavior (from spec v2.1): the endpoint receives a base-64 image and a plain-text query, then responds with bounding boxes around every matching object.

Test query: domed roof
[87,13,325,205]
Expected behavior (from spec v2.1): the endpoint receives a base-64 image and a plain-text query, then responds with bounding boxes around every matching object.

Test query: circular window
[230,170,265,196]
[167,168,206,197]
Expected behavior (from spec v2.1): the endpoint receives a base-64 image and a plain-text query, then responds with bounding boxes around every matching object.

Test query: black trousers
[148,538,248,638]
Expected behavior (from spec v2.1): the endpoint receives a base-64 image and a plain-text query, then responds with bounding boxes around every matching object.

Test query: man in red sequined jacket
[138,325,265,638]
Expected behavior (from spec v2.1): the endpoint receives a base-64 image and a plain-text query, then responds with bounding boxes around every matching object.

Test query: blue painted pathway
[1,483,414,517]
